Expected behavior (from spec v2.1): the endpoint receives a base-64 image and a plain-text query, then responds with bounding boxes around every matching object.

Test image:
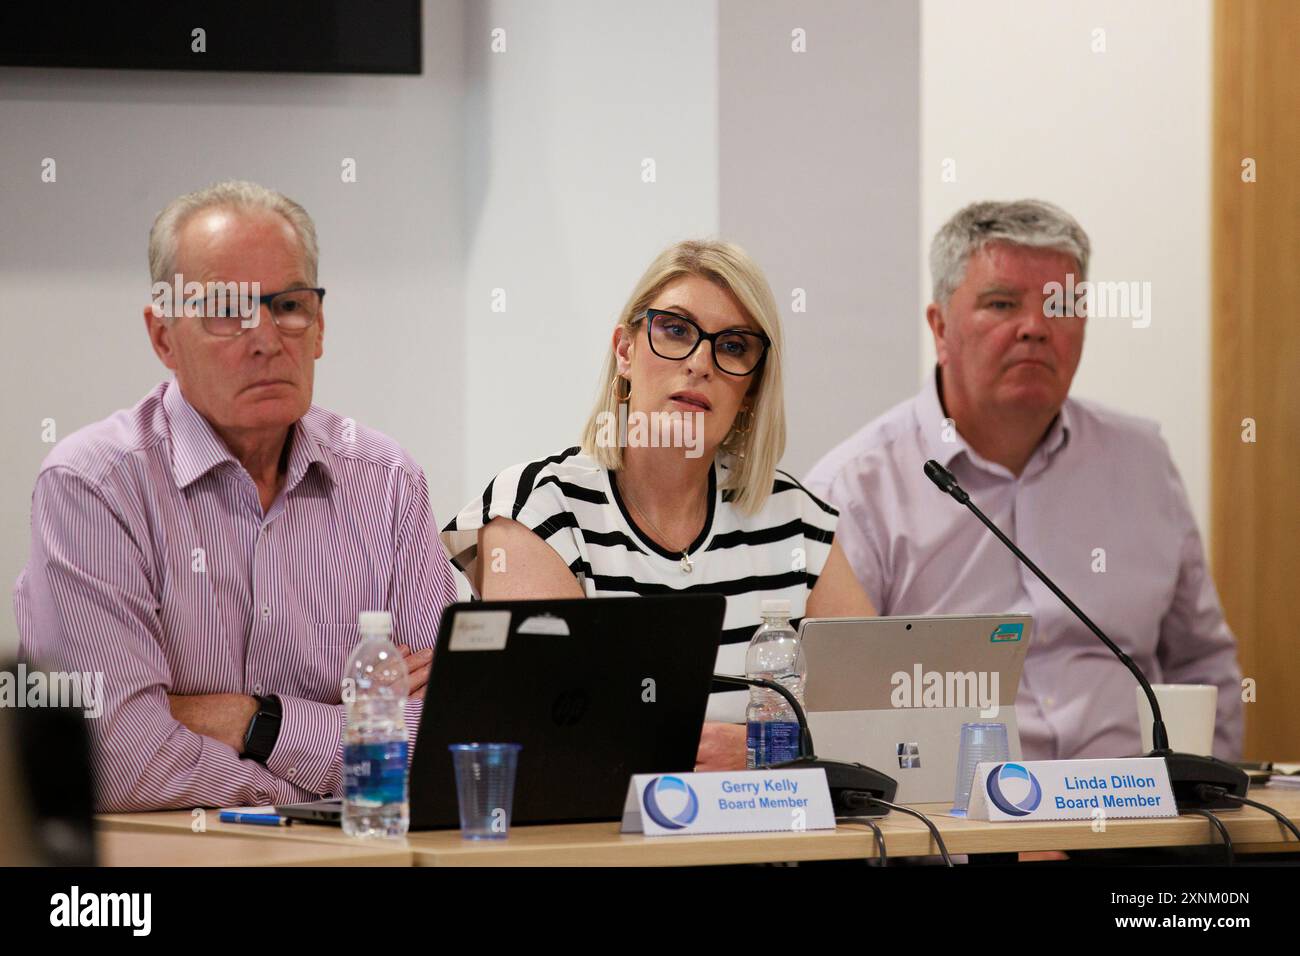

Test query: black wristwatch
[243,694,282,764]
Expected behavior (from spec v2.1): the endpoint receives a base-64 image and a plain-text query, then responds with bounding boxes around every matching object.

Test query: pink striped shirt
[14,379,458,812]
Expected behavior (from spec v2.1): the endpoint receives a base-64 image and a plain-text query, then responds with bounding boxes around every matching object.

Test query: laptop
[278,595,725,829]
[799,613,1034,804]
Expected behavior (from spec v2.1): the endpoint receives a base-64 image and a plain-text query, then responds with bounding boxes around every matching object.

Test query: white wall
[921,0,1213,531]
[1,0,1217,655]
[0,0,721,651]
[460,0,719,501]
[0,1,468,653]
[719,0,921,477]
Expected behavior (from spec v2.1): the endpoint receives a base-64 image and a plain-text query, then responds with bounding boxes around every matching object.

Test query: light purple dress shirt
[805,369,1243,761]
[14,379,458,812]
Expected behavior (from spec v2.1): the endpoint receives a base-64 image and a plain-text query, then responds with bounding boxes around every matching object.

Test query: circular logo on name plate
[986,762,1043,816]
[642,775,700,830]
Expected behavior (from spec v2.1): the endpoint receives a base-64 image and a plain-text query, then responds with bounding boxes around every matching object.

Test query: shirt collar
[164,379,238,489]
[284,411,335,492]
[917,365,967,468]
[916,365,1073,476]
[1039,400,1072,460]
[163,378,333,491]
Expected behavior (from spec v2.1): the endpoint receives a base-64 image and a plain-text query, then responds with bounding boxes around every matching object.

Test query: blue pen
[220,810,292,827]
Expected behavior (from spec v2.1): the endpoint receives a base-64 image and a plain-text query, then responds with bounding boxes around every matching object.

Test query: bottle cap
[760,599,791,617]
[358,610,393,635]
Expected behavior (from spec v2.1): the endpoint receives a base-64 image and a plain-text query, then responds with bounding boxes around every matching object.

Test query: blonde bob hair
[580,239,786,515]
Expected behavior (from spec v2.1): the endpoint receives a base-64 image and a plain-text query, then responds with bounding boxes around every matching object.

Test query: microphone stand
[713,673,897,815]
[923,459,1248,810]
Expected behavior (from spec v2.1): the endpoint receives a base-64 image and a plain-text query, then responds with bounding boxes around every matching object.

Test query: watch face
[245,703,281,762]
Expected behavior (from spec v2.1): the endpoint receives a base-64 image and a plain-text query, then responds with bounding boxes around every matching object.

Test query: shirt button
[261,605,270,618]
[287,768,298,779]
[253,683,263,695]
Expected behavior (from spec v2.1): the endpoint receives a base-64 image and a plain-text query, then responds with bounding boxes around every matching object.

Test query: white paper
[448,610,511,651]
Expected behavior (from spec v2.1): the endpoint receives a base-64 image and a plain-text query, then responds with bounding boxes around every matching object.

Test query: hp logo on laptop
[550,689,589,726]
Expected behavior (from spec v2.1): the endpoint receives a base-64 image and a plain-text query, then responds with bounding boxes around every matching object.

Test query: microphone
[922,458,1248,810]
[923,459,967,502]
[713,673,898,815]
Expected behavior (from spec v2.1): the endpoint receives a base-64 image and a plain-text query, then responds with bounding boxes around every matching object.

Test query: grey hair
[148,180,319,286]
[929,199,1090,305]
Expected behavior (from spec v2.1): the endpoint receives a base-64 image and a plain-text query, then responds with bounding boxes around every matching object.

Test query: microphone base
[1149,749,1249,810]
[769,755,898,817]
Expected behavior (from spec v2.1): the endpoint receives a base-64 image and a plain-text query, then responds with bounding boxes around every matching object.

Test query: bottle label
[343,740,409,805]
[746,720,801,767]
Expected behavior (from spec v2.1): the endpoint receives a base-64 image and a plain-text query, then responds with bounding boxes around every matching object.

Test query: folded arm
[18,470,322,811]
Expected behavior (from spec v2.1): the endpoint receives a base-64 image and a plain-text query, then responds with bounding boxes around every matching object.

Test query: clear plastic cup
[952,722,1010,815]
[448,743,522,840]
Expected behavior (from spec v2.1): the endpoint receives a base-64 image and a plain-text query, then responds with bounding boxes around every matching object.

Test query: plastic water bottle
[745,599,806,768]
[342,611,410,838]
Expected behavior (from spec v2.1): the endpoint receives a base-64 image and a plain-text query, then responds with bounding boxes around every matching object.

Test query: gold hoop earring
[722,407,752,459]
[730,407,753,437]
[611,375,631,403]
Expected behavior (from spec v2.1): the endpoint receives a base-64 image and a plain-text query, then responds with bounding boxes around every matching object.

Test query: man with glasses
[15,181,459,812]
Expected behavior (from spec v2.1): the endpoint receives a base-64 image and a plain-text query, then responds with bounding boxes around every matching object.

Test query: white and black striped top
[442,447,839,722]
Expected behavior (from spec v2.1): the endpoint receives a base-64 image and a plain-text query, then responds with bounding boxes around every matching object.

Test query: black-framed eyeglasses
[640,309,770,376]
[183,287,326,338]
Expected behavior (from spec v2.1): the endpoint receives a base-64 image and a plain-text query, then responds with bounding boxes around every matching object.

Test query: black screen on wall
[0,1,421,75]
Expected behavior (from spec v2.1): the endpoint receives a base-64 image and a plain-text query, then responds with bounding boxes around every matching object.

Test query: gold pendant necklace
[622,483,701,575]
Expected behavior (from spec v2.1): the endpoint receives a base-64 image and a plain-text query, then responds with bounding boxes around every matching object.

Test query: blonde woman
[443,239,874,770]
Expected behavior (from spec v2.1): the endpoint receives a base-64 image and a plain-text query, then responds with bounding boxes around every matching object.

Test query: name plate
[620,769,835,836]
[967,757,1177,822]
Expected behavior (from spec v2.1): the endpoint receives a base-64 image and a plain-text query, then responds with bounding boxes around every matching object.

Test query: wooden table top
[95,828,411,867]
[95,785,1300,867]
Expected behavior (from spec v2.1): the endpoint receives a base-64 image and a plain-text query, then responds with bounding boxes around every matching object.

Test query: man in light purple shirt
[14,180,458,812]
[806,199,1243,762]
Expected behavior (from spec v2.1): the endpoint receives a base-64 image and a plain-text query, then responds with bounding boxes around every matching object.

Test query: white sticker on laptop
[448,610,511,651]
[516,613,570,636]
